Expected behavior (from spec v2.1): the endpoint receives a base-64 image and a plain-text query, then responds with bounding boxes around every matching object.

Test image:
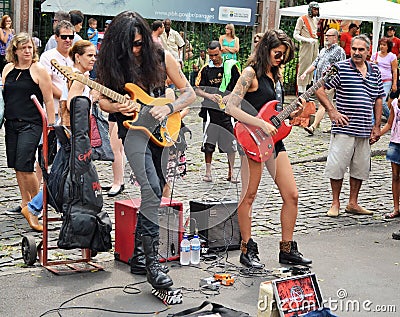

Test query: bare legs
[266,152,298,241]
[108,121,124,192]
[391,162,400,213]
[16,170,39,208]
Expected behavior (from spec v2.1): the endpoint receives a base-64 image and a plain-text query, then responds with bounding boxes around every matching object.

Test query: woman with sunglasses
[253,32,264,48]
[96,11,195,290]
[226,30,312,269]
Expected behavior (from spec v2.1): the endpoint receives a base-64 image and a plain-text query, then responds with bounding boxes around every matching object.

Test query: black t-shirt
[196,61,240,123]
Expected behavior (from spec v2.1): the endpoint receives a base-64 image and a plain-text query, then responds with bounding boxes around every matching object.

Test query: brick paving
[0,98,395,274]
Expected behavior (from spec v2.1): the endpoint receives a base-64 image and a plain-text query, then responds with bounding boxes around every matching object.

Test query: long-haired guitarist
[226,30,312,269]
[96,11,195,290]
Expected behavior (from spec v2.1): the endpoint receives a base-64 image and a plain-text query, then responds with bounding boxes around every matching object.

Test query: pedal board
[152,287,182,305]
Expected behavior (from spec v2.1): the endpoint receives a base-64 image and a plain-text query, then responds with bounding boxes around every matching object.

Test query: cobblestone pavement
[0,98,395,274]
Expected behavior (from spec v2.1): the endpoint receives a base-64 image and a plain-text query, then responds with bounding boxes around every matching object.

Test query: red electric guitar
[235,66,338,162]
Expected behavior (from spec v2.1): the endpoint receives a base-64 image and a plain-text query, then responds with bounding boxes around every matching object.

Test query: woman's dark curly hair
[247,29,294,83]
[97,11,165,93]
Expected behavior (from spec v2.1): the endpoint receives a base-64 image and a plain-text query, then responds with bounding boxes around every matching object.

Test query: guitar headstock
[50,59,77,81]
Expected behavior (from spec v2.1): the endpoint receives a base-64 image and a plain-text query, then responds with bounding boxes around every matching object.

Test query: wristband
[166,103,174,114]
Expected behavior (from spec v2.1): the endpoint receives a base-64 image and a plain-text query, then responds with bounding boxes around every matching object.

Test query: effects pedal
[214,273,235,286]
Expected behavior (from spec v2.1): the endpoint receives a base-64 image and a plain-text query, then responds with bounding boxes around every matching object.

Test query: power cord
[39,281,170,316]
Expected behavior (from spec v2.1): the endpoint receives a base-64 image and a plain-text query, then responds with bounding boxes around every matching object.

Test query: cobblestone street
[0,100,395,274]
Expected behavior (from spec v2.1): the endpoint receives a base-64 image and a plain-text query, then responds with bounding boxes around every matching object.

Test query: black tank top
[4,66,44,125]
[243,69,284,115]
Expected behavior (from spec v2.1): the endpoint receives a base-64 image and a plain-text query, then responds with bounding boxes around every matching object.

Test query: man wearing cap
[340,23,359,58]
[386,26,400,58]
[293,1,320,95]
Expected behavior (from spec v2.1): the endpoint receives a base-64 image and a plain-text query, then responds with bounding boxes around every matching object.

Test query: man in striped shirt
[316,34,385,217]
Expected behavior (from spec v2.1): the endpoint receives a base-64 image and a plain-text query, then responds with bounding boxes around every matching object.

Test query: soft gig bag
[58,96,112,252]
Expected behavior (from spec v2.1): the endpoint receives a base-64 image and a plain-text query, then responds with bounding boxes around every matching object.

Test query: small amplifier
[189,200,241,251]
[114,198,183,263]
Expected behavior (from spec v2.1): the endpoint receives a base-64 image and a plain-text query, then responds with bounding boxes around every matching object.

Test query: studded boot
[142,235,173,289]
[239,238,264,269]
[129,234,169,275]
[279,241,312,265]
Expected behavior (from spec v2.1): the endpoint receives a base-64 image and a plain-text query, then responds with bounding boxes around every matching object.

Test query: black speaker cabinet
[189,200,241,251]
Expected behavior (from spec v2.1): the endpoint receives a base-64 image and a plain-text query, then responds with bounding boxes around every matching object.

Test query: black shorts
[201,120,237,154]
[108,113,117,122]
[5,120,42,172]
[238,140,286,159]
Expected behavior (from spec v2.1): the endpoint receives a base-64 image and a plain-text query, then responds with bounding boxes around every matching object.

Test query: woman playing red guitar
[226,30,312,268]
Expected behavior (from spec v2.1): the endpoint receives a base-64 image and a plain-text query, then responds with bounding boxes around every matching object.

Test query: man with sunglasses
[40,20,74,121]
[300,29,346,135]
[316,34,384,217]
[195,40,241,183]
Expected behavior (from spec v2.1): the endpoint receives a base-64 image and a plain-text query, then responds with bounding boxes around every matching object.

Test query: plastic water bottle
[190,234,201,265]
[180,234,190,265]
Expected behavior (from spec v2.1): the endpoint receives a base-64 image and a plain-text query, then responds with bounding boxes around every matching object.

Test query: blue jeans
[382,80,392,119]
[27,190,43,216]
[124,130,167,237]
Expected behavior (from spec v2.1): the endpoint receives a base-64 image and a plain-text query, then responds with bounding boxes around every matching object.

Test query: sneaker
[5,206,22,215]
[279,241,312,265]
[239,238,264,269]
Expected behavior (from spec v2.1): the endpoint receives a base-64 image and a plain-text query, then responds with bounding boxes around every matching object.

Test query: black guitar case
[58,96,112,252]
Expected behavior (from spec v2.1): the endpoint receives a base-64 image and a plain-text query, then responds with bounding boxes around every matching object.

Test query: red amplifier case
[114,197,183,263]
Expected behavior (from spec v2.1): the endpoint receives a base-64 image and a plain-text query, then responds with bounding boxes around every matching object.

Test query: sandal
[384,211,400,219]
[227,176,240,184]
[203,175,212,182]
[304,126,315,136]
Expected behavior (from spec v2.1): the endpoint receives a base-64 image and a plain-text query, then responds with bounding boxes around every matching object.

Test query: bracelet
[166,103,174,114]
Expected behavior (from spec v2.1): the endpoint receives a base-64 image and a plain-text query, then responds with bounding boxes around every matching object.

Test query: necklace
[14,63,32,81]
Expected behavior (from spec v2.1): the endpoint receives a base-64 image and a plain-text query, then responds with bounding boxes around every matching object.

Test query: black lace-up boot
[129,234,169,275]
[239,238,264,269]
[142,235,173,289]
[279,241,312,265]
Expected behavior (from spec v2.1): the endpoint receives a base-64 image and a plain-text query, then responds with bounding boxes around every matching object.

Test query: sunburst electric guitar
[51,59,181,147]
[234,66,338,162]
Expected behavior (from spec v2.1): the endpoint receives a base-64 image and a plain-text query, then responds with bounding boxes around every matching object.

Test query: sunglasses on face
[274,51,285,59]
[133,40,143,47]
[60,34,74,40]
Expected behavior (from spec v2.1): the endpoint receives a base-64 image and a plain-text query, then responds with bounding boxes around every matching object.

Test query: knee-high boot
[142,235,173,289]
[129,234,169,275]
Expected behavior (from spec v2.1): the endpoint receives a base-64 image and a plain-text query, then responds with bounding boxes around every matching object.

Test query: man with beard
[300,28,346,135]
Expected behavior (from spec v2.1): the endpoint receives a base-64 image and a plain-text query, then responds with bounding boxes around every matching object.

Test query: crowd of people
[2,4,400,294]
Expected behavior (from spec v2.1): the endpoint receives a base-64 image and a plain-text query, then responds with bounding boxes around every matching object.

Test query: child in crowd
[87,18,98,47]
[381,97,400,220]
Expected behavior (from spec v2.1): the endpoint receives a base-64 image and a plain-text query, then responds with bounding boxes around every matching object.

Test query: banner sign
[42,0,258,26]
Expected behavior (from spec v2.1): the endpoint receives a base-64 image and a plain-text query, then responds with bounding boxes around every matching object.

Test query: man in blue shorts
[316,34,385,217]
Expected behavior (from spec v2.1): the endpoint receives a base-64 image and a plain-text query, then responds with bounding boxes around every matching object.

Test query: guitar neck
[74,74,126,103]
[277,76,326,122]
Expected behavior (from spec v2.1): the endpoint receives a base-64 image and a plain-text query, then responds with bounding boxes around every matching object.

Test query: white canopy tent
[279,0,400,53]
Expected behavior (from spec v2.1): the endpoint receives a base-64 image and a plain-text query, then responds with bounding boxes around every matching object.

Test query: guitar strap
[302,15,316,39]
